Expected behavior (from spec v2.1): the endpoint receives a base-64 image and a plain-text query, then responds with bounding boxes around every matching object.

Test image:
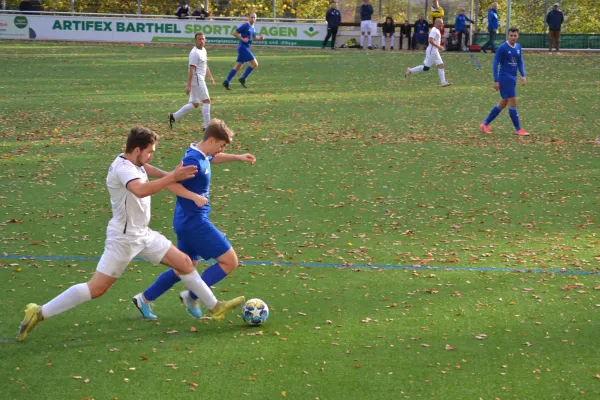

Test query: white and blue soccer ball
[241,298,269,326]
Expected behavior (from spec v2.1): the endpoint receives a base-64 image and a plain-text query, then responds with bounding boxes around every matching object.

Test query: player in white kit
[17,127,244,342]
[404,18,452,87]
[168,32,215,130]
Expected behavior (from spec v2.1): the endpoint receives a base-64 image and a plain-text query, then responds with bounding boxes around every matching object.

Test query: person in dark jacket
[481,2,499,53]
[399,20,411,50]
[359,0,374,49]
[411,13,429,50]
[175,1,190,19]
[192,4,209,20]
[546,2,564,54]
[381,16,395,50]
[322,0,341,49]
[454,8,474,50]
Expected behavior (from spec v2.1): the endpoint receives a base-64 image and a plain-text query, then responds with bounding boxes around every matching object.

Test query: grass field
[1,41,599,399]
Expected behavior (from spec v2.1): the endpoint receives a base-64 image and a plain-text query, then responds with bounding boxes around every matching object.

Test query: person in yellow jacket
[430,0,445,45]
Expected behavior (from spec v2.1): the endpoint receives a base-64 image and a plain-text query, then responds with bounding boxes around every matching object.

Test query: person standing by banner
[322,0,342,50]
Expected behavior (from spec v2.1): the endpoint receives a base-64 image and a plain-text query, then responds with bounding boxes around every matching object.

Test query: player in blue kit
[132,119,256,319]
[223,12,265,90]
[480,27,529,136]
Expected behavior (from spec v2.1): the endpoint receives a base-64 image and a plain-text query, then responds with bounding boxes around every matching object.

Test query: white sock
[202,103,210,129]
[360,35,364,47]
[367,34,372,47]
[41,283,92,319]
[173,103,195,121]
[410,65,425,73]
[438,68,446,83]
[179,270,218,309]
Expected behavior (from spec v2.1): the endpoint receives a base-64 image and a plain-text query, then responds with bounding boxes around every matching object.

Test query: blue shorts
[236,47,255,63]
[175,220,231,262]
[498,77,517,99]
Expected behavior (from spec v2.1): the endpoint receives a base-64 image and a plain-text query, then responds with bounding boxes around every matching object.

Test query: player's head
[248,12,257,24]
[419,13,424,20]
[458,8,465,14]
[125,126,158,166]
[386,16,393,24]
[508,27,519,44]
[434,18,443,29]
[331,0,338,7]
[432,0,439,7]
[553,2,560,8]
[194,32,206,48]
[491,2,498,10]
[202,119,235,156]
[362,0,370,4]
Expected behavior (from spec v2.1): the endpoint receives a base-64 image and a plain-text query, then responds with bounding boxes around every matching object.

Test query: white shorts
[96,229,172,278]
[189,80,209,103]
[360,20,372,33]
[424,49,443,67]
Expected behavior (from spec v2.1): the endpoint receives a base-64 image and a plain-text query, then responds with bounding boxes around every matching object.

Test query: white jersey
[105,155,151,238]
[427,27,442,53]
[188,46,207,84]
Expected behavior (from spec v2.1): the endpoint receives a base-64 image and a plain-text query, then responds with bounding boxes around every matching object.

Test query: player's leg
[549,32,554,53]
[390,33,394,50]
[555,32,561,54]
[381,33,386,50]
[367,23,373,49]
[481,96,508,134]
[435,55,451,87]
[323,28,332,49]
[406,52,432,76]
[508,96,528,136]
[239,56,257,88]
[223,61,243,89]
[360,21,367,48]
[18,240,129,341]
[331,26,338,49]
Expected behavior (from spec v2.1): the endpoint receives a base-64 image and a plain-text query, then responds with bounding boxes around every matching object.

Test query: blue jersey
[173,144,212,231]
[236,22,256,50]
[454,14,474,32]
[493,42,526,82]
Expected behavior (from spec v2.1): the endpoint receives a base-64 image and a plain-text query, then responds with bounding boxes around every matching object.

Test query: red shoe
[479,123,490,134]
[515,129,530,136]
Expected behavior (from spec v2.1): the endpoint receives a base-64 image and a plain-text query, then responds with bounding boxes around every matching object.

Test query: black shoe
[239,78,247,88]
[168,113,175,130]
[481,48,487,53]
[359,45,363,49]
[382,46,385,50]
[222,81,231,90]
[390,47,394,50]
[368,46,373,50]
[321,46,325,49]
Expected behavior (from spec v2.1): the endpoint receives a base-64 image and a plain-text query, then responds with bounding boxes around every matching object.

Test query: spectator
[412,13,429,50]
[322,0,341,50]
[454,8,474,51]
[381,16,395,51]
[192,3,209,19]
[18,0,33,12]
[430,0,445,45]
[175,1,190,19]
[546,2,564,55]
[481,2,499,53]
[399,20,411,50]
[359,0,374,50]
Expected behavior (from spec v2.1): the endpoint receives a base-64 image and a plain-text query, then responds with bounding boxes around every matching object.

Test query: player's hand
[171,162,197,181]
[193,194,209,208]
[259,35,265,41]
[521,77,527,85]
[493,82,500,91]
[209,77,215,85]
[239,153,256,164]
[185,85,191,95]
[439,46,445,52]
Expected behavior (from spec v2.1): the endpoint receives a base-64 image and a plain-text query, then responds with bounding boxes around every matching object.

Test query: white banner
[0,14,328,47]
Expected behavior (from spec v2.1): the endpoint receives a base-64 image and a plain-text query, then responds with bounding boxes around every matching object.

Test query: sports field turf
[1,42,599,399]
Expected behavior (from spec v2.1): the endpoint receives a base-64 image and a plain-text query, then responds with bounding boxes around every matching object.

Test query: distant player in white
[168,32,215,130]
[17,127,244,342]
[404,18,452,87]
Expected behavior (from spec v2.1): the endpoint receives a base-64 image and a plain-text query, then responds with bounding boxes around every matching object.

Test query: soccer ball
[241,298,269,326]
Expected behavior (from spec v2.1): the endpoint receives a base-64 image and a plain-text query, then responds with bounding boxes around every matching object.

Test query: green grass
[1,42,599,399]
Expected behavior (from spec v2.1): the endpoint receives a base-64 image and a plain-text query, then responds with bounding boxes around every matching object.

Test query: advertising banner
[0,14,327,47]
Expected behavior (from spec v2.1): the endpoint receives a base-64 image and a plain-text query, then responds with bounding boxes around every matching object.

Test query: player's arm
[205,64,214,85]
[517,52,526,84]
[233,25,249,43]
[167,183,208,207]
[211,153,256,165]
[492,50,501,89]
[428,36,443,51]
[144,163,168,178]
[185,64,196,94]
[467,17,475,24]
[126,163,197,199]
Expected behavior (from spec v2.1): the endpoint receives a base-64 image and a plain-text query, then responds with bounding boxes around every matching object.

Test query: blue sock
[484,105,502,125]
[189,263,228,300]
[241,66,254,80]
[508,106,521,131]
[143,269,181,301]
[224,69,237,84]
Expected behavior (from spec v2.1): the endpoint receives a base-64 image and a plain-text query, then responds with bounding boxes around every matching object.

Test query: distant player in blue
[480,28,529,136]
[132,119,256,319]
[223,12,265,90]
